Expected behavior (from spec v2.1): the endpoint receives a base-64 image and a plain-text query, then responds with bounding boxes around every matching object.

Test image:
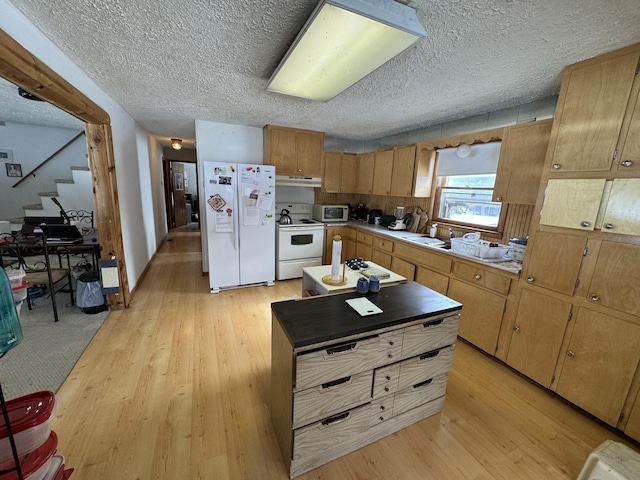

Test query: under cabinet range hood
[275,175,322,187]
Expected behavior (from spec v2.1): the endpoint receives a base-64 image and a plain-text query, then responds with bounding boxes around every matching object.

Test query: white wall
[195,120,263,273]
[0,0,165,291]
[0,122,88,220]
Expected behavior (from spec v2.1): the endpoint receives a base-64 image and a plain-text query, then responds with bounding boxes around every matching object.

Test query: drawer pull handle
[423,319,444,328]
[590,294,599,302]
[321,376,351,389]
[603,223,614,229]
[384,387,390,392]
[420,350,439,361]
[474,274,481,280]
[621,160,633,167]
[581,221,590,228]
[321,411,350,426]
[552,163,561,170]
[379,416,385,421]
[413,379,433,389]
[389,341,394,346]
[567,351,575,358]
[326,342,357,355]
[385,375,391,381]
[527,276,534,283]
[380,405,385,411]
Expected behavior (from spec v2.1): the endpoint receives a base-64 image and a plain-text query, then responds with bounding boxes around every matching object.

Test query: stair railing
[12,131,85,188]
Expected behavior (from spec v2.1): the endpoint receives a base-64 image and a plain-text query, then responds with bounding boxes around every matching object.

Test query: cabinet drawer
[453,262,511,295]
[295,335,380,390]
[293,403,371,461]
[397,346,455,391]
[378,330,403,364]
[293,370,373,428]
[392,374,448,417]
[373,236,394,253]
[402,315,460,359]
[372,364,400,399]
[395,243,452,273]
[370,397,395,426]
[357,232,373,245]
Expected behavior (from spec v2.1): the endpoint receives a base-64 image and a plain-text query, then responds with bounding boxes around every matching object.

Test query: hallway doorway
[163,148,199,232]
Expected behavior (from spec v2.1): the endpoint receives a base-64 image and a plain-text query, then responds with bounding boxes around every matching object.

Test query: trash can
[76,271,106,314]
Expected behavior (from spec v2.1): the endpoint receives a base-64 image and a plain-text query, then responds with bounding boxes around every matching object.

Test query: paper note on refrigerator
[215,210,233,232]
[257,190,273,211]
[241,167,257,185]
[244,207,260,226]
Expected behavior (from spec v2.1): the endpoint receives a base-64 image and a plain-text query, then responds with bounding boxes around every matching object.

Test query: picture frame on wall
[6,163,22,177]
[175,172,184,190]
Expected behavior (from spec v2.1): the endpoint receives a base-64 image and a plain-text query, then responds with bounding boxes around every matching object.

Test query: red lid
[0,391,56,437]
[0,430,57,479]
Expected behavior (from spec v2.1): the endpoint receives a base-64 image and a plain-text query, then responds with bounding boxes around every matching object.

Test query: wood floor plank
[50,228,639,479]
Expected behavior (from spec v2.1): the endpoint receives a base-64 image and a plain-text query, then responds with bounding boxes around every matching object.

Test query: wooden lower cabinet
[447,279,505,355]
[624,390,640,440]
[554,307,640,427]
[506,289,572,388]
[415,266,449,295]
[324,226,355,264]
[390,256,415,281]
[271,308,460,478]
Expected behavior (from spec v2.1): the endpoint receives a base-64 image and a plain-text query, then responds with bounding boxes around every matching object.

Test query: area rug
[0,292,108,400]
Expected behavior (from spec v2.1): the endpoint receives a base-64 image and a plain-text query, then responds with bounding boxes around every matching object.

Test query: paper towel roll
[330,235,342,281]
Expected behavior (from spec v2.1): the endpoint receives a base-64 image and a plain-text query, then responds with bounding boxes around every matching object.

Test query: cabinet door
[341,153,358,193]
[415,267,449,295]
[493,120,552,204]
[506,289,572,388]
[624,390,640,441]
[268,127,298,175]
[356,153,375,194]
[586,241,640,316]
[390,256,415,281]
[447,279,505,355]
[549,51,639,172]
[524,231,587,296]
[343,238,356,260]
[616,87,640,171]
[371,249,392,269]
[356,243,372,260]
[555,307,640,426]
[390,145,416,197]
[600,178,640,236]
[297,131,324,177]
[539,178,606,230]
[372,149,394,195]
[322,151,342,193]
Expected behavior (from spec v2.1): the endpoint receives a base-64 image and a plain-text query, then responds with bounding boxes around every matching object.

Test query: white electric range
[275,203,325,280]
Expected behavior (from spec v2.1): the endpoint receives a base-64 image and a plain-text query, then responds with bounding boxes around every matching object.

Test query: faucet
[448,228,455,239]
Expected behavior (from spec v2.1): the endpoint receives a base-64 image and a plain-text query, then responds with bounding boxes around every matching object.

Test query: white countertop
[327,220,523,275]
[302,261,406,296]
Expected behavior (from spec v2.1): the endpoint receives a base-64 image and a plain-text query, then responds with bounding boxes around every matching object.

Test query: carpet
[0,291,108,400]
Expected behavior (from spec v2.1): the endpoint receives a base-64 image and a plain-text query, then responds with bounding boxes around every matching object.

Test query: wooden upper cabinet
[616,85,640,171]
[548,49,640,172]
[554,307,640,427]
[390,145,416,197]
[341,153,357,193]
[372,149,394,195]
[539,178,606,231]
[263,125,324,177]
[322,151,342,193]
[506,289,572,388]
[524,231,587,296]
[586,241,640,316]
[356,152,375,194]
[493,120,552,204]
[600,178,640,236]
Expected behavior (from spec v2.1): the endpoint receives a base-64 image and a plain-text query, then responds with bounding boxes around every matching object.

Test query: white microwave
[313,204,349,223]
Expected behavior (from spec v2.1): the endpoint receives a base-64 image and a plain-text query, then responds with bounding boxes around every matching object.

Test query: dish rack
[451,237,511,260]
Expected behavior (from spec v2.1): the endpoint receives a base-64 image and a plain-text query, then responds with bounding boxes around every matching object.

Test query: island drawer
[392,374,448,417]
[397,346,455,391]
[378,330,403,364]
[401,314,459,359]
[372,364,401,399]
[295,335,380,391]
[293,403,371,461]
[370,397,395,426]
[293,370,373,429]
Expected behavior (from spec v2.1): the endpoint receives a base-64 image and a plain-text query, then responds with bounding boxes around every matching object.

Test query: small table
[301,262,406,297]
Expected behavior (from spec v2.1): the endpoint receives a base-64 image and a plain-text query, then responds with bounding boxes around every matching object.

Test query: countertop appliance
[368,209,382,224]
[277,203,325,280]
[203,162,276,293]
[312,204,349,223]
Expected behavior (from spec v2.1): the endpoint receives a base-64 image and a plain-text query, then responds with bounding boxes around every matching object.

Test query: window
[435,174,503,228]
[433,142,504,231]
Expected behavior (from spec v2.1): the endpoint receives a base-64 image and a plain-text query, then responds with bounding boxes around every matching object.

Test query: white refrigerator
[203,162,276,293]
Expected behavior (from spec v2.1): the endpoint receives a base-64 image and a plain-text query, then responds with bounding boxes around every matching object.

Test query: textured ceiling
[3,0,640,144]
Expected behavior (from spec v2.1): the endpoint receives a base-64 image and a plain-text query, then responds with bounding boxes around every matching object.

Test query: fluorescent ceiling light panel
[267,0,426,101]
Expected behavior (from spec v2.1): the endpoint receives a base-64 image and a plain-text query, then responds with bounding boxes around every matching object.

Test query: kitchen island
[270,281,462,478]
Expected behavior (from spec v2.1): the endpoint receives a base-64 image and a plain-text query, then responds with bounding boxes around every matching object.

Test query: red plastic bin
[0,430,57,480]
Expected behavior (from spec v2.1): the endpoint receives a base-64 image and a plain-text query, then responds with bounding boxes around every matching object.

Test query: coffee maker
[388,206,406,230]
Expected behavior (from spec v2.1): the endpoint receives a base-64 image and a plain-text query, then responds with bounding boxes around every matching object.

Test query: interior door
[172,161,187,227]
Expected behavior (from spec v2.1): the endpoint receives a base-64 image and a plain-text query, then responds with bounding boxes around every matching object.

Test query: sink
[402,236,451,249]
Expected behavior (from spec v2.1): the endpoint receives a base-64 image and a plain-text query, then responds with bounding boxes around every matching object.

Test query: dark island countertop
[271,281,462,348]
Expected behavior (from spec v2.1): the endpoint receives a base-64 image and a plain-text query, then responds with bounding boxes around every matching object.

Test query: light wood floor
[52,230,638,479]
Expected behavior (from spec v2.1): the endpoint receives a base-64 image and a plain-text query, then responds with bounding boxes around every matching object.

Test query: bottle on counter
[429,223,438,238]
